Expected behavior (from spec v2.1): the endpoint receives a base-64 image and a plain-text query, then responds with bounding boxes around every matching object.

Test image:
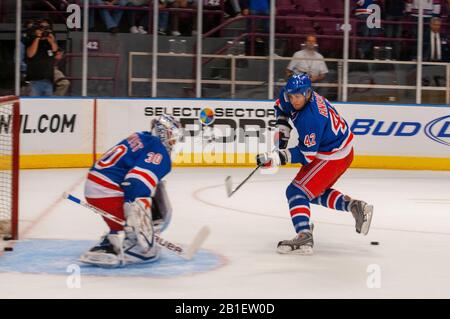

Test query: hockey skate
[277,227,314,255]
[80,231,126,268]
[349,199,373,235]
[80,231,160,268]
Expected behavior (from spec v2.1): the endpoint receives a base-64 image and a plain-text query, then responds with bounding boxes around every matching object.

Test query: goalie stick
[62,193,210,260]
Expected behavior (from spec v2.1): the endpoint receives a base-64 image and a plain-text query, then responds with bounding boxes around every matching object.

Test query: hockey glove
[275,116,292,149]
[256,150,290,168]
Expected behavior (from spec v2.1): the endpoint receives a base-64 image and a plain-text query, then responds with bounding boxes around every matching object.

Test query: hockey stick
[225,145,279,197]
[62,193,210,260]
[225,165,261,197]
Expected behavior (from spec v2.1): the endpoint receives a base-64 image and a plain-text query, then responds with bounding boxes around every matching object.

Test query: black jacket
[24,37,56,82]
[423,31,449,62]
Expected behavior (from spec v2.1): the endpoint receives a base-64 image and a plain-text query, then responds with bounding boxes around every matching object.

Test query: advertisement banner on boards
[97,99,450,165]
[19,98,94,155]
[96,99,278,165]
[13,98,450,168]
[15,98,94,168]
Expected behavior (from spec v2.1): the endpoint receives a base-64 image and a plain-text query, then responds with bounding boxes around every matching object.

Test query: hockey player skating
[80,114,183,267]
[256,74,373,255]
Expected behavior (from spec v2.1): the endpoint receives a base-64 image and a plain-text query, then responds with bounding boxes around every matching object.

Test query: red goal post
[0,96,20,240]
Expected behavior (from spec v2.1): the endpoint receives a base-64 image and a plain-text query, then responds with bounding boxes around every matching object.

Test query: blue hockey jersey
[355,0,376,15]
[85,131,171,203]
[275,90,354,165]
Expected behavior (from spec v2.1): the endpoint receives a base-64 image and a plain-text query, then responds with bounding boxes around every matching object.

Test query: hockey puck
[3,247,13,252]
[370,241,379,246]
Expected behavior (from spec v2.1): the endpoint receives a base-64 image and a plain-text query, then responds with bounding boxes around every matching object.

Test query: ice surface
[0,167,449,298]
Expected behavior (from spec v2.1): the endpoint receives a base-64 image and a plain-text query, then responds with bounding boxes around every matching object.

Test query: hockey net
[0,96,20,240]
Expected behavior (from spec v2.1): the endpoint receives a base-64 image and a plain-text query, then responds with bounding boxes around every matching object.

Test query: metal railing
[129,51,450,103]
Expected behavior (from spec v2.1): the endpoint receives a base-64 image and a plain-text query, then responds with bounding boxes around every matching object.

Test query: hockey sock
[286,184,311,233]
[311,188,350,212]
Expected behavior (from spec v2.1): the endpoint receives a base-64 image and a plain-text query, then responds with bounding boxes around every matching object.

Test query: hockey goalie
[81,114,183,267]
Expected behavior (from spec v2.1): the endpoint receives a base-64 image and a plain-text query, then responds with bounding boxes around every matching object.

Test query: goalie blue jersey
[85,132,171,203]
[275,90,354,165]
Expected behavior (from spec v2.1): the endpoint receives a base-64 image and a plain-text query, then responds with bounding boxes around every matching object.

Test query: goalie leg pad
[124,198,155,252]
[123,240,160,265]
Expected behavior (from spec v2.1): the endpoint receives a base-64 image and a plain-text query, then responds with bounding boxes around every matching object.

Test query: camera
[26,19,53,39]
[41,26,51,38]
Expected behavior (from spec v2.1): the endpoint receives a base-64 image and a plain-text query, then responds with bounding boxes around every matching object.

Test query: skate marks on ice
[0,239,226,278]
[192,179,450,237]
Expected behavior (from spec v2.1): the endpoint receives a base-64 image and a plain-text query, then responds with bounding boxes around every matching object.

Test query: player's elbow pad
[278,149,291,165]
[276,116,292,149]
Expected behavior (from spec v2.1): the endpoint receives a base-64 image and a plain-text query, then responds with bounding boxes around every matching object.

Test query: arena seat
[320,0,345,17]
[294,0,322,17]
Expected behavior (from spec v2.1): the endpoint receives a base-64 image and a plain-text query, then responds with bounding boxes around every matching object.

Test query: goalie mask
[150,114,183,153]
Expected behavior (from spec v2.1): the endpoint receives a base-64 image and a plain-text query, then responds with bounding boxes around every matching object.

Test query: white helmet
[150,114,183,153]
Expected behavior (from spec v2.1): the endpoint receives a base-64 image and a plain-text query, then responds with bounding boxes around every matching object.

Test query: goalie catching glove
[256,150,291,168]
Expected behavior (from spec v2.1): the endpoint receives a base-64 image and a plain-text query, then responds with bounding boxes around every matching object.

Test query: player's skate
[277,226,314,255]
[349,199,373,235]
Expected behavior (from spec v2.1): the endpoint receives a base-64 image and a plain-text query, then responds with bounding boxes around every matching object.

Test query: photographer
[25,19,58,96]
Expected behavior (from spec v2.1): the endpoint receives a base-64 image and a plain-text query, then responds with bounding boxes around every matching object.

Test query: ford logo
[424,115,450,147]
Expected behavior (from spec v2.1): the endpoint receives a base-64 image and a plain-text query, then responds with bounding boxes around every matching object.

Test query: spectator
[243,0,269,39]
[128,0,149,34]
[25,19,58,96]
[405,0,441,37]
[384,0,405,60]
[191,0,223,35]
[423,17,449,61]
[354,0,379,59]
[405,0,441,18]
[247,0,269,16]
[53,49,71,96]
[19,19,36,96]
[238,0,269,54]
[90,0,128,33]
[21,19,35,74]
[127,0,170,35]
[158,0,170,35]
[167,0,191,36]
[286,35,329,82]
[224,0,249,18]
